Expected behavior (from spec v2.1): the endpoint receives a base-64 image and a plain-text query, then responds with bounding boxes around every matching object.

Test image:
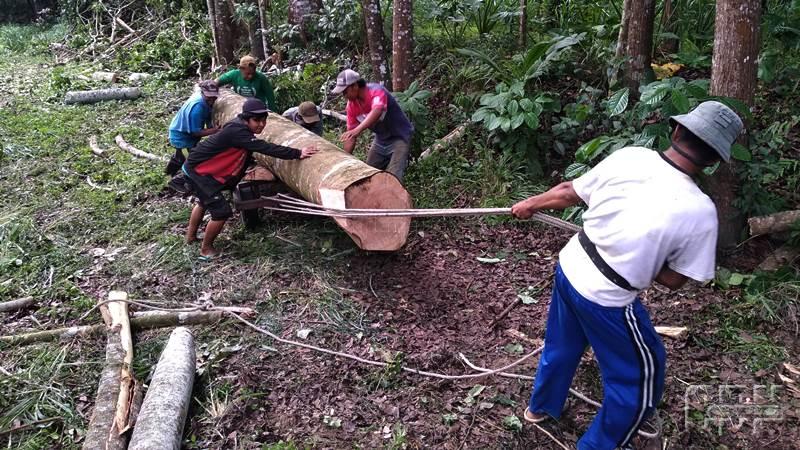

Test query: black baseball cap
[242,98,270,116]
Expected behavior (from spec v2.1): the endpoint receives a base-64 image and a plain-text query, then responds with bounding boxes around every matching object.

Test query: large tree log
[128,327,195,450]
[214,90,412,250]
[83,292,136,450]
[64,87,141,105]
[749,210,800,236]
[0,309,250,347]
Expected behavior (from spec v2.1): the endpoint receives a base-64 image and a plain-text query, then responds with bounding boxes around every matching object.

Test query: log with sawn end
[64,87,141,104]
[213,89,413,251]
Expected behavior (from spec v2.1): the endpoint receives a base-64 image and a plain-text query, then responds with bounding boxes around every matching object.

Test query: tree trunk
[748,210,800,235]
[206,0,220,68]
[248,0,266,60]
[257,0,271,58]
[64,87,141,104]
[362,0,391,87]
[392,0,413,92]
[288,0,321,45]
[83,292,136,450]
[128,328,195,450]
[213,90,412,251]
[214,0,236,67]
[708,0,761,250]
[624,0,656,97]
[518,0,527,47]
[615,0,630,59]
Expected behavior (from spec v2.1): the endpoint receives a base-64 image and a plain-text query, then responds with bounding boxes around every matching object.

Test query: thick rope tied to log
[264,194,582,233]
[65,299,657,440]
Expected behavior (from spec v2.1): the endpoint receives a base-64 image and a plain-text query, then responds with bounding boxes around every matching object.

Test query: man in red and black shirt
[183,98,318,258]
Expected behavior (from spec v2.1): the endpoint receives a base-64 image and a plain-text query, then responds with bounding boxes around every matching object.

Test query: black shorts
[186,178,233,220]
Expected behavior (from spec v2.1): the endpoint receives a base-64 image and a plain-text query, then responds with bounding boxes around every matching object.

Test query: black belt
[578,229,637,291]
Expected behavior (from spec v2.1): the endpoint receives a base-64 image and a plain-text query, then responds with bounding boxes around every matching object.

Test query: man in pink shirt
[333,69,414,182]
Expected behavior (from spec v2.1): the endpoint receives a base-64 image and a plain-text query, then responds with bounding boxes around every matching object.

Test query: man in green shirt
[216,55,277,111]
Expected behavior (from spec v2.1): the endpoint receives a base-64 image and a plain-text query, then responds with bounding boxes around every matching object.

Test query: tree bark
[362,0,391,87]
[0,296,35,313]
[708,0,761,250]
[518,0,528,47]
[248,0,266,60]
[615,0,630,59]
[257,0,271,58]
[392,0,413,92]
[83,292,135,450]
[624,0,656,97]
[748,210,800,235]
[206,0,220,68]
[128,328,195,450]
[214,0,236,66]
[64,87,141,104]
[288,0,321,45]
[214,90,412,251]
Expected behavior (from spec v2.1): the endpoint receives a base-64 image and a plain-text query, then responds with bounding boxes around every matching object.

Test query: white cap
[332,69,360,94]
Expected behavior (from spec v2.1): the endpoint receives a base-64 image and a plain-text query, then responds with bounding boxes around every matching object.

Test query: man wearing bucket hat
[282,101,324,136]
[510,101,743,449]
[181,98,318,259]
[333,69,414,182]
[165,80,221,177]
[216,55,277,111]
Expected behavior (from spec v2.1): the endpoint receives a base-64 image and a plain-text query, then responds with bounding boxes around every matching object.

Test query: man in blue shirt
[165,80,221,176]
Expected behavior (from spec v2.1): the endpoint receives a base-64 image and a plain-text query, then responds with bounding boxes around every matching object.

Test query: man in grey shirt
[282,101,324,136]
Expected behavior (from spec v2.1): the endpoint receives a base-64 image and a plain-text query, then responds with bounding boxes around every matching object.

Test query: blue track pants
[528,264,666,450]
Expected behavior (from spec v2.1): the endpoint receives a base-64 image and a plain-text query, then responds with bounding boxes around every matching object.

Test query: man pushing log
[511,101,743,449]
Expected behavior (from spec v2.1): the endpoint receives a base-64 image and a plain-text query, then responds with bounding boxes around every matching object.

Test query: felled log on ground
[214,89,413,251]
[65,87,141,105]
[758,244,800,271]
[419,121,471,160]
[91,71,119,83]
[0,296,35,313]
[749,210,800,236]
[0,309,250,346]
[321,108,347,122]
[128,327,195,450]
[83,291,136,450]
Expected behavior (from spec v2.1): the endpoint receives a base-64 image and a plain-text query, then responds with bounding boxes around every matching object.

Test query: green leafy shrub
[272,61,338,112]
[394,80,432,154]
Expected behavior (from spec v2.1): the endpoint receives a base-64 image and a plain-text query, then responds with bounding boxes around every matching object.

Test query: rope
[73,298,660,441]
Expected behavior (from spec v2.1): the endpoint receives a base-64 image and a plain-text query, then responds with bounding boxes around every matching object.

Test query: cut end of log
[655,326,688,339]
[327,173,413,251]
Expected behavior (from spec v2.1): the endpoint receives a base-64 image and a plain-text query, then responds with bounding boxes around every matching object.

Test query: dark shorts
[185,177,233,220]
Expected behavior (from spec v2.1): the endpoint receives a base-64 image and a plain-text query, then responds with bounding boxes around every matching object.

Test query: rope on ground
[74,298,661,441]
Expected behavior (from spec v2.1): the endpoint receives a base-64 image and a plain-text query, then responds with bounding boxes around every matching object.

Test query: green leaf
[486,115,502,131]
[507,100,519,116]
[499,116,512,132]
[671,89,690,114]
[442,413,458,426]
[519,98,534,112]
[728,272,745,286]
[575,136,611,163]
[606,88,629,116]
[564,162,589,180]
[503,415,523,432]
[510,114,525,130]
[731,143,752,162]
[524,112,539,129]
[491,394,517,407]
[471,108,490,123]
[640,84,670,105]
[686,79,710,98]
[463,384,486,405]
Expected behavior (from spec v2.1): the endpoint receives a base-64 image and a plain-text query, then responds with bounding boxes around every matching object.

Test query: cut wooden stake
[83,291,135,450]
[89,135,106,156]
[0,296,35,313]
[749,210,800,236]
[128,327,196,450]
[321,108,346,122]
[115,135,168,162]
[214,90,413,251]
[654,326,687,339]
[0,309,247,346]
[64,87,141,104]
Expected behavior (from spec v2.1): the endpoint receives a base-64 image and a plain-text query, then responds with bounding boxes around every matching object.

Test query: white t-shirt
[559,147,718,307]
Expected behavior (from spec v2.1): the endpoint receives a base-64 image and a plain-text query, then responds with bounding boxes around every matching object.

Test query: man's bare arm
[511,181,582,219]
[654,265,688,290]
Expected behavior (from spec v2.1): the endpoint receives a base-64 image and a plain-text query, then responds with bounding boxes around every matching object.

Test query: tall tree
[207,0,235,67]
[708,0,761,249]
[257,0,271,59]
[659,0,678,54]
[615,0,631,58]
[288,0,321,45]
[362,0,391,87]
[392,0,413,91]
[246,0,266,60]
[519,0,528,47]
[624,0,656,97]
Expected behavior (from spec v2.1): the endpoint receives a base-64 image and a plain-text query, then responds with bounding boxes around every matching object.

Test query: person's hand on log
[299,146,319,159]
[339,129,360,144]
